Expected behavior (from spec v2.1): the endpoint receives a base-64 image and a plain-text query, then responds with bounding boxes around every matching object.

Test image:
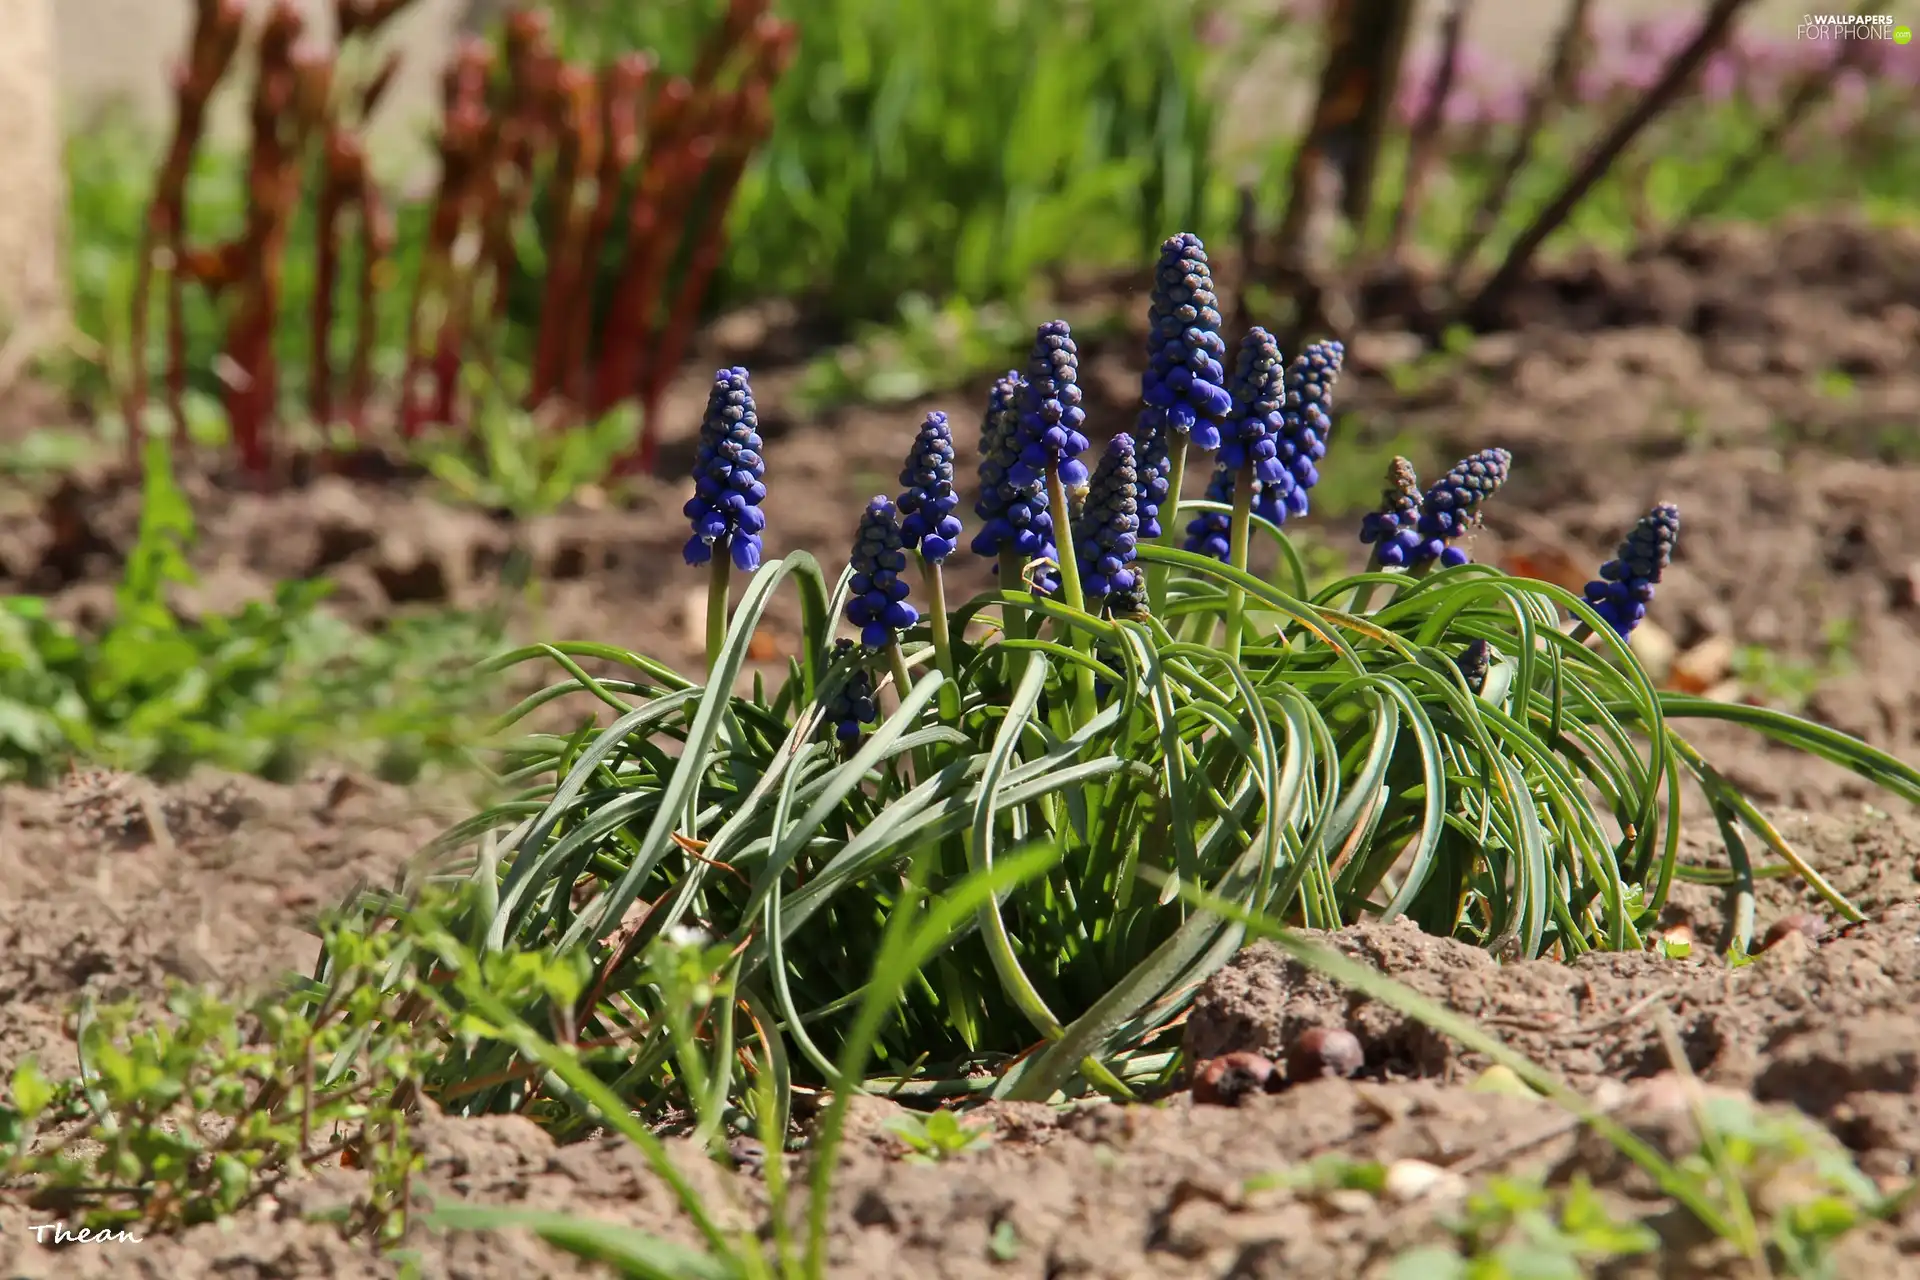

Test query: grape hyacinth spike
[682,367,767,571]
[1142,233,1233,451]
[971,371,1049,559]
[1358,455,1425,567]
[1412,447,1512,568]
[1584,503,1681,638]
[1074,433,1143,607]
[897,410,963,563]
[845,496,919,649]
[972,369,1058,591]
[1276,340,1346,520]
[1218,327,1289,502]
[1012,320,1091,492]
[825,639,878,743]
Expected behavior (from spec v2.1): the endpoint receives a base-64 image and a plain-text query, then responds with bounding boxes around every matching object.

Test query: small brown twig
[1443,0,1592,294]
[1661,24,1876,244]
[1385,0,1474,262]
[1457,0,1756,331]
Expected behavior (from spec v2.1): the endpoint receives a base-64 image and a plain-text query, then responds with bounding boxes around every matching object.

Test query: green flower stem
[922,557,963,723]
[1045,462,1098,727]
[1147,433,1190,615]
[886,637,928,784]
[1223,462,1255,662]
[705,549,732,673]
[886,638,915,701]
[1346,548,1387,615]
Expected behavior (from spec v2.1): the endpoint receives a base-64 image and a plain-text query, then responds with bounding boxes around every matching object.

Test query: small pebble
[1192,1052,1280,1107]
[1469,1064,1533,1098]
[1758,913,1826,952]
[1383,1159,1462,1203]
[1287,1027,1366,1082]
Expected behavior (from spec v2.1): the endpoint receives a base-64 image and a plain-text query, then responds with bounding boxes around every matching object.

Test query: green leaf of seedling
[9,1059,53,1120]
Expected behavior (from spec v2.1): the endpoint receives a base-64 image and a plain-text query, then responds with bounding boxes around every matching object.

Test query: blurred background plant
[0,437,497,785]
[58,0,1919,483]
[78,0,794,484]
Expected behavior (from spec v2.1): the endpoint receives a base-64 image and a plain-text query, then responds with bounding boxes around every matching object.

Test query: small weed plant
[883,1108,993,1164]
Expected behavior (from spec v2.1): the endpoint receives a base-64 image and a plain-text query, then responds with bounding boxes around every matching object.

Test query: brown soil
[3,212,1920,1276]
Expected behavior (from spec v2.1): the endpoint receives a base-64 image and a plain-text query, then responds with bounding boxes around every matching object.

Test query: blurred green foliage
[547,0,1239,322]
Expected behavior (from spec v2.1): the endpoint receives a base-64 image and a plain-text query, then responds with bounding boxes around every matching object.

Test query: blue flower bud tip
[897,409,963,564]
[1584,502,1680,637]
[825,639,878,743]
[1013,320,1091,491]
[1410,446,1512,566]
[1143,233,1230,451]
[846,495,920,649]
[683,366,768,571]
[1074,433,1143,603]
[1218,327,1291,503]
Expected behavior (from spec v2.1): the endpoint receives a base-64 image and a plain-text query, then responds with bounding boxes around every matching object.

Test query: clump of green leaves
[884,1109,993,1164]
[0,438,498,784]
[794,294,1036,416]
[1389,1174,1657,1280]
[404,340,1918,1140]
[415,366,640,521]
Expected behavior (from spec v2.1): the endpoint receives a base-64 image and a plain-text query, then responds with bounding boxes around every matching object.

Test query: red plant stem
[480,12,559,330]
[348,174,393,435]
[561,54,651,407]
[126,0,243,464]
[691,0,770,90]
[311,132,361,425]
[587,78,697,419]
[529,63,601,406]
[222,4,327,480]
[398,41,492,436]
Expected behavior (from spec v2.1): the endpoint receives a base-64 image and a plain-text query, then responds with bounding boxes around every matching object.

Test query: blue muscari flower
[682,367,767,571]
[1358,456,1425,567]
[1584,503,1680,638]
[824,639,877,743]
[1141,233,1232,452]
[846,496,919,649]
[1012,320,1091,492]
[1274,340,1346,520]
[1411,447,1512,568]
[1075,433,1142,605]
[1217,327,1289,503]
[971,370,1059,590]
[1134,411,1174,540]
[897,410,962,563]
